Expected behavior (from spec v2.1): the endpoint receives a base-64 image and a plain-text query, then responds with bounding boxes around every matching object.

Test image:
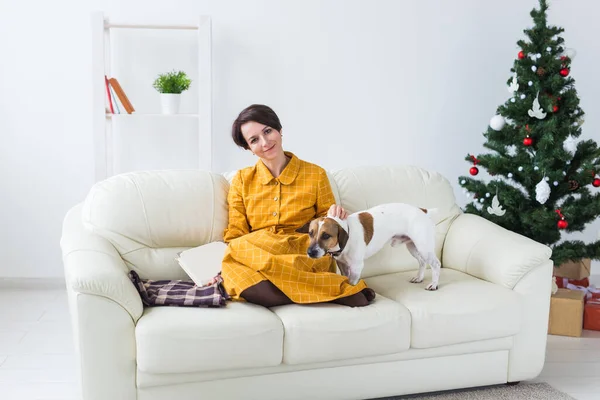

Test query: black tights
[240,280,375,308]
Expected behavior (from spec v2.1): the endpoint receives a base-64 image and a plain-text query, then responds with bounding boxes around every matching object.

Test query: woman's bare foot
[332,292,369,307]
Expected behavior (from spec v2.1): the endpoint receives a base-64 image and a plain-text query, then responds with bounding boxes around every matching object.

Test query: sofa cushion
[270,295,410,365]
[135,302,283,374]
[366,269,521,349]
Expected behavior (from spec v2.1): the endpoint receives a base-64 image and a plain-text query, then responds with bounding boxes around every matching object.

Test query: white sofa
[60,165,553,400]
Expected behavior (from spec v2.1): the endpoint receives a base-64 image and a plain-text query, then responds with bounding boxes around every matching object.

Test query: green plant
[152,70,192,94]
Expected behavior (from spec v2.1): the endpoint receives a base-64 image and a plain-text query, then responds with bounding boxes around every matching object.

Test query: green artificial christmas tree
[458,0,600,266]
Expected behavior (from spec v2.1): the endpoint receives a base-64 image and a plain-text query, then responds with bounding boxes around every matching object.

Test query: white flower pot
[160,93,181,114]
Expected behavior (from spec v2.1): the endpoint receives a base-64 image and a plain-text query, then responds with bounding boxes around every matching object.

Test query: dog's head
[296,217,349,259]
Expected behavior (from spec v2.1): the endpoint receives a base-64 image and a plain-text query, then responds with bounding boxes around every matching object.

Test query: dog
[296,203,441,290]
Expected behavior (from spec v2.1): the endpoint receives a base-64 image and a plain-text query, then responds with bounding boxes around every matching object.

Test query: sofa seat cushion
[270,295,410,365]
[366,269,521,349]
[135,302,284,374]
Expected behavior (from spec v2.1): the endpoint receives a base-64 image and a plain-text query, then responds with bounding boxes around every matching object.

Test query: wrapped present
[584,299,600,331]
[553,258,591,280]
[548,288,585,337]
[555,276,590,289]
[566,283,600,302]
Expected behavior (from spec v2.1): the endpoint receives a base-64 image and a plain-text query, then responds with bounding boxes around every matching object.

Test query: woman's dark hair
[231,104,283,150]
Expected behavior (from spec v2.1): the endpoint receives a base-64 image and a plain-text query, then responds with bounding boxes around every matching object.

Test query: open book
[175,241,227,287]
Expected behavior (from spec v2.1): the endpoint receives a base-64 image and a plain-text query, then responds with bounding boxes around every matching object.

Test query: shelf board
[105,113,199,118]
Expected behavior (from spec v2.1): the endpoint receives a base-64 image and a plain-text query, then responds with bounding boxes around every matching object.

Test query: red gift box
[555,276,590,288]
[584,299,600,331]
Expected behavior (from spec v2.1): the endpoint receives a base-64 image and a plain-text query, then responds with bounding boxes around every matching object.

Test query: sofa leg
[506,381,520,386]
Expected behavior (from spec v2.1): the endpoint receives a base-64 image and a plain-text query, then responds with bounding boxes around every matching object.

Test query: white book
[176,241,227,287]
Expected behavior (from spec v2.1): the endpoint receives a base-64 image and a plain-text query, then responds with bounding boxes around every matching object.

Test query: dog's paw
[410,277,423,284]
[425,283,438,291]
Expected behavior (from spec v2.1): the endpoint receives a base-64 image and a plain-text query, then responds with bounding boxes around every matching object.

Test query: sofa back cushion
[82,170,229,280]
[330,165,461,278]
[82,165,461,280]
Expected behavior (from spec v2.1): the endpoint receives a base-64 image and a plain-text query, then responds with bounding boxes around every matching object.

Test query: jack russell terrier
[297,203,441,290]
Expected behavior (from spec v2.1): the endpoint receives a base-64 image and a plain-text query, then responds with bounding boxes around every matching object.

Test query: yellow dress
[221,151,368,303]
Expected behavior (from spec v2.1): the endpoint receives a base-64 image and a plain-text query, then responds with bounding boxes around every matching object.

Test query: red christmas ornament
[555,209,568,230]
[593,178,600,187]
[469,154,480,175]
[523,136,533,146]
[560,56,567,61]
[560,68,570,77]
[518,51,525,59]
[553,105,559,112]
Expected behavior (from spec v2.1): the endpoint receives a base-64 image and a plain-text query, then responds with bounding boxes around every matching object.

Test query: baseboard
[0,277,66,290]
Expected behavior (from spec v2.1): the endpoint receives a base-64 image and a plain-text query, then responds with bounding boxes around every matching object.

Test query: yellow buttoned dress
[221,152,368,303]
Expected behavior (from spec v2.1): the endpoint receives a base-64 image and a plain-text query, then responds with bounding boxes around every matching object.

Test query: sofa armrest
[60,203,143,321]
[442,213,552,289]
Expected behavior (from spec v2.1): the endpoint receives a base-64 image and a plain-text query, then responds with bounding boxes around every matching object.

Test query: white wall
[0,0,598,279]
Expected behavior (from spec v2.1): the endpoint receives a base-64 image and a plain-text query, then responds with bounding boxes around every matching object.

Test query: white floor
[1,288,599,400]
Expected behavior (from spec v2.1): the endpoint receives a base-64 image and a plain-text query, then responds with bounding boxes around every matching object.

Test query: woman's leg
[240,280,294,308]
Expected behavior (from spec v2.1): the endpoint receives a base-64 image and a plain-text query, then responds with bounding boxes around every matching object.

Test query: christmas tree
[458,0,600,266]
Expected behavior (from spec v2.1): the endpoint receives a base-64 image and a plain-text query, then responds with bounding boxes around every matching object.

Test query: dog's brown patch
[358,212,374,245]
[419,207,428,214]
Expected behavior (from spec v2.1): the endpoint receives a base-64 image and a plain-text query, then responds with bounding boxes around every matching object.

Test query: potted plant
[152,70,192,114]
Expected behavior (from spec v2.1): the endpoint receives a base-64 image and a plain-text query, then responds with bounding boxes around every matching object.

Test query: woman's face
[241,121,283,161]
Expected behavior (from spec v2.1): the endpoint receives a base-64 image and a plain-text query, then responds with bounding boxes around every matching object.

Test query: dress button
[275,181,279,185]
[273,212,277,216]
[274,197,278,201]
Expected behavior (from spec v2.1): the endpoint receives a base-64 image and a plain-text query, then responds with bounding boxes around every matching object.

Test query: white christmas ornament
[486,193,491,198]
[461,180,466,185]
[490,115,506,131]
[546,46,552,52]
[561,48,577,60]
[535,178,551,204]
[528,81,533,86]
[528,93,547,119]
[563,135,577,154]
[531,66,537,72]
[511,98,516,103]
[553,181,559,186]
[487,195,506,216]
[534,166,540,171]
[508,73,519,93]
[508,173,513,178]
[536,53,542,58]
[518,166,524,171]
[520,94,526,99]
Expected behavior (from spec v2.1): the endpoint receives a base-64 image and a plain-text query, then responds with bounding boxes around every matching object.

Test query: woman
[221,104,375,308]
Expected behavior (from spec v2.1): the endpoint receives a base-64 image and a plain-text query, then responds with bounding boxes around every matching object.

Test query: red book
[105,75,114,114]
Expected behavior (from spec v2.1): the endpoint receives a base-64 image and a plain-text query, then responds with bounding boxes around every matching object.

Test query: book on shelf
[104,75,135,114]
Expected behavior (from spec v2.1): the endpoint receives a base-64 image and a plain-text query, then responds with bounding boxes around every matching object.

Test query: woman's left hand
[328,204,349,220]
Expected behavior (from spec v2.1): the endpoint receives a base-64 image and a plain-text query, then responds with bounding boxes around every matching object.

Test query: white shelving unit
[91,11,213,182]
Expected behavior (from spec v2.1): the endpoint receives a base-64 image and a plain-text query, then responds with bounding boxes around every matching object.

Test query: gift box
[555,276,590,289]
[548,288,585,337]
[584,299,600,331]
[553,258,591,280]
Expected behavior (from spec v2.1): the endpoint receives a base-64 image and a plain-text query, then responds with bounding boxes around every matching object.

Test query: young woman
[221,104,375,307]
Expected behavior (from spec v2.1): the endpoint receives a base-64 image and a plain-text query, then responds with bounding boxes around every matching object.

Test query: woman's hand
[328,204,349,220]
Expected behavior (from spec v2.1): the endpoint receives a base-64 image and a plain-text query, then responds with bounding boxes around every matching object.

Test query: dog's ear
[337,225,349,251]
[296,221,311,234]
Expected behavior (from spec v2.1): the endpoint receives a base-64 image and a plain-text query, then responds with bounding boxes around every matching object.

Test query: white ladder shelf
[91,12,213,182]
